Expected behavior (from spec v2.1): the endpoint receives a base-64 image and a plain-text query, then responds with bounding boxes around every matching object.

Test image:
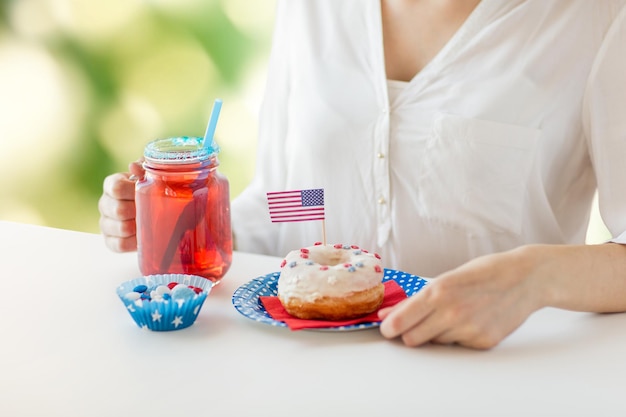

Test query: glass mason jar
[135,136,232,284]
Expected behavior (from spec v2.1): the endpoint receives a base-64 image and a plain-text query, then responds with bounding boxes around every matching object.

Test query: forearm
[523,243,626,313]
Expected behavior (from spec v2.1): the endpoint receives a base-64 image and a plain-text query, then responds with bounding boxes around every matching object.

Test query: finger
[103,173,136,200]
[431,328,500,350]
[393,310,455,347]
[430,329,460,346]
[103,234,137,253]
[99,216,136,238]
[388,285,469,347]
[377,306,393,320]
[379,292,433,339]
[129,160,145,178]
[398,304,505,349]
[98,194,136,221]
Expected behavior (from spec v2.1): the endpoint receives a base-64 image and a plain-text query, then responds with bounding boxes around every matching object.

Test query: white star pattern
[126,304,135,313]
[172,316,183,328]
[151,310,162,322]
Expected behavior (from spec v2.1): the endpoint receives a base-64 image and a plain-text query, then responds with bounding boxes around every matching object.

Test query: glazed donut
[277,243,385,320]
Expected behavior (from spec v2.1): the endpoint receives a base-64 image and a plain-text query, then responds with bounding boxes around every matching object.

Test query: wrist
[509,244,558,309]
[512,243,626,312]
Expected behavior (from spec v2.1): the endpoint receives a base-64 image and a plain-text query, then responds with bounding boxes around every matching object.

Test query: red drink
[135,137,232,284]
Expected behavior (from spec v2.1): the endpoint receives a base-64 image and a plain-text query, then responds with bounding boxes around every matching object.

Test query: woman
[99,0,626,349]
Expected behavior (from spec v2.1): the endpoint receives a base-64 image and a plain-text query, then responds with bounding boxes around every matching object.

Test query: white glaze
[277,244,383,302]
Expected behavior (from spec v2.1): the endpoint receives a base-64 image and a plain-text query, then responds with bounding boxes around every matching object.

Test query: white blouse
[231,0,626,277]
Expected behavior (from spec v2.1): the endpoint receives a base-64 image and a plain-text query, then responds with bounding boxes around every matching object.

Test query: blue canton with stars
[301,189,324,207]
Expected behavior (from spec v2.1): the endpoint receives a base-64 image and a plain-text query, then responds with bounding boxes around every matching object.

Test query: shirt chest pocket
[416,113,540,236]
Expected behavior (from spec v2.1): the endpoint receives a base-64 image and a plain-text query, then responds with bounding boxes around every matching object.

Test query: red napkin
[260,280,407,330]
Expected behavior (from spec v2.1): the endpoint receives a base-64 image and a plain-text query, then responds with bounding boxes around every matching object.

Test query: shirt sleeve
[583,5,626,243]
[230,0,291,256]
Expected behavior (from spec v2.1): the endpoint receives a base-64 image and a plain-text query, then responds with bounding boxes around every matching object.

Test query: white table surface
[1,220,625,417]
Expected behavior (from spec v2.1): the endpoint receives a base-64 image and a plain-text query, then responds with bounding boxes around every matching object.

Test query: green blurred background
[0,0,275,233]
[0,0,610,243]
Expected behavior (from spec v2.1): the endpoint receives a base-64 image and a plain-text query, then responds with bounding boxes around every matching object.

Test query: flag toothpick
[266,188,326,244]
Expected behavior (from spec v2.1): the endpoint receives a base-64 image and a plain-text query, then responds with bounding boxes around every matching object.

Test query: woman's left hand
[379,247,544,349]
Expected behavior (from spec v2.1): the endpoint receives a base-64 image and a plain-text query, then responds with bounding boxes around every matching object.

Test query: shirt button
[378,197,386,205]
[376,152,385,159]
[382,107,388,114]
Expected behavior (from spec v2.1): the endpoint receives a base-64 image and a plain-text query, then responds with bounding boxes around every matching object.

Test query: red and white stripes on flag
[266,189,325,223]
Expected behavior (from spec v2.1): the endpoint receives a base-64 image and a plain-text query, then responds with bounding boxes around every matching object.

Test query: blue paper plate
[232,269,428,331]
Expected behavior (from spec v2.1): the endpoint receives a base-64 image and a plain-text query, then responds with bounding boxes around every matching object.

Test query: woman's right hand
[98,161,144,252]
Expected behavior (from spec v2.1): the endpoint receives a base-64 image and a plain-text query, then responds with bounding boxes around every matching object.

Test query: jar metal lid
[143,136,219,164]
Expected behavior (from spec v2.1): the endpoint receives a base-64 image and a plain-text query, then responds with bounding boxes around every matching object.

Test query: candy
[171,285,195,300]
[124,292,141,301]
[189,286,203,295]
[133,284,148,293]
[126,281,203,303]
[155,285,171,296]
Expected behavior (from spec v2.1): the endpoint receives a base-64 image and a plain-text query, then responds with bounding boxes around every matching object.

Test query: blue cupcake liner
[117,274,212,331]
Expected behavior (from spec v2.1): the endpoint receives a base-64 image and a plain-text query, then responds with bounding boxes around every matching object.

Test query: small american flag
[267,189,325,223]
